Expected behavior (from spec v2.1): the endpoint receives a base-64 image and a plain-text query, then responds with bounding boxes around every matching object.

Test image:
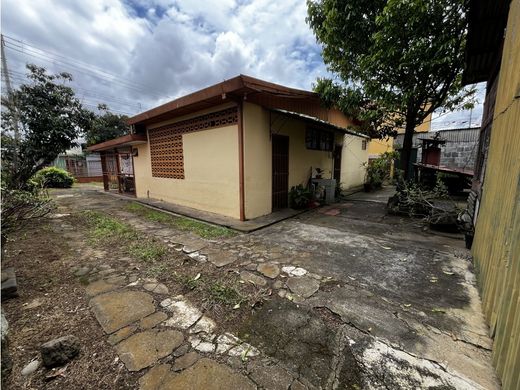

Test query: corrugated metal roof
[271,108,370,139]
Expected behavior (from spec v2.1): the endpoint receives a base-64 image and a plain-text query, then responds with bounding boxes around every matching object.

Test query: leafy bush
[364,151,398,190]
[1,187,55,243]
[289,184,312,209]
[31,167,75,188]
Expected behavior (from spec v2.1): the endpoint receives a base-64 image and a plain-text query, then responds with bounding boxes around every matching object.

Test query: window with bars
[148,107,238,179]
[305,127,334,151]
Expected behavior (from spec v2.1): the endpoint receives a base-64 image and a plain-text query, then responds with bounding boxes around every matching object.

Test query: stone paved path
[53,187,499,389]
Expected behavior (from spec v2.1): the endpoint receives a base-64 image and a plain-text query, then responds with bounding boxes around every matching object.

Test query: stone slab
[85,280,119,297]
[206,251,237,267]
[116,330,183,371]
[172,351,199,371]
[286,277,320,299]
[159,358,256,390]
[140,312,168,330]
[90,290,155,334]
[108,325,137,345]
[257,263,280,279]
[162,300,202,329]
[240,271,267,287]
[139,364,176,390]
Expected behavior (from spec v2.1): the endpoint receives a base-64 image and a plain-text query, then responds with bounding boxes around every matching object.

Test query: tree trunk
[400,116,416,181]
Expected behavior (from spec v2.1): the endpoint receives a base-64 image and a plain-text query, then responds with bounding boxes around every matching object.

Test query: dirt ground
[1,186,500,389]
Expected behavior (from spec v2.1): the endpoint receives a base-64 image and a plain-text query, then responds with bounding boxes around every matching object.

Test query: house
[52,144,103,183]
[462,0,519,388]
[88,75,369,221]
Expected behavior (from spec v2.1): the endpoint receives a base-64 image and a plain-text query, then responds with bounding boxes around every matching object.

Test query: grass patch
[129,240,167,262]
[124,202,236,239]
[208,282,244,306]
[82,210,136,241]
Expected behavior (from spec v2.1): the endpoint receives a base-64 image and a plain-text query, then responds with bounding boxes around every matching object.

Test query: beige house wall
[133,123,240,219]
[340,134,368,190]
[243,102,272,219]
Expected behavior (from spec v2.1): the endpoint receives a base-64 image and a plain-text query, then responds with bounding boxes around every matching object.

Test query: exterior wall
[243,102,272,219]
[368,137,394,158]
[242,103,338,219]
[133,110,240,218]
[340,134,368,190]
[471,1,520,388]
[394,128,480,171]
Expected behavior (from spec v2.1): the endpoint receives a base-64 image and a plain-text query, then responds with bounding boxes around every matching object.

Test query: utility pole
[1,34,20,172]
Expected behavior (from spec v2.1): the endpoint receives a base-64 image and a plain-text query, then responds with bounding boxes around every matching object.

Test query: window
[305,127,334,151]
[362,140,367,150]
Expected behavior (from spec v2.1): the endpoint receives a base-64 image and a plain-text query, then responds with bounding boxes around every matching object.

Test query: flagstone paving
[51,187,500,389]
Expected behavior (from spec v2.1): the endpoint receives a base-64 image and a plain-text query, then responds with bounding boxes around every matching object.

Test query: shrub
[364,151,398,190]
[1,187,54,243]
[289,184,312,209]
[31,167,75,188]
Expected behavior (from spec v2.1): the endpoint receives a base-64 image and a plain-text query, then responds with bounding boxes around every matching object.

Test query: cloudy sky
[2,0,483,129]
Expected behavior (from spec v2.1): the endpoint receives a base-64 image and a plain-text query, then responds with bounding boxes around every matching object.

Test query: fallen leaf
[443,271,455,275]
[193,273,201,281]
[233,303,240,309]
[432,308,446,313]
[404,304,412,307]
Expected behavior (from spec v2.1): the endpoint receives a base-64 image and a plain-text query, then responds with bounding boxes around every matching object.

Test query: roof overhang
[87,133,148,152]
[271,109,370,139]
[463,0,511,84]
[127,75,320,127]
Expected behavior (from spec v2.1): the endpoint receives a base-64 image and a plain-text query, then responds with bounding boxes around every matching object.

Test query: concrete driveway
[241,197,499,389]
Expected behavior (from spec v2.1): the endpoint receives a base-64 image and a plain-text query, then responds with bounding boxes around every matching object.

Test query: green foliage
[85,104,130,146]
[307,0,475,176]
[289,184,312,209]
[129,240,167,262]
[208,282,244,306]
[1,64,92,189]
[124,202,236,239]
[82,211,136,241]
[0,186,55,241]
[364,151,398,189]
[31,167,75,188]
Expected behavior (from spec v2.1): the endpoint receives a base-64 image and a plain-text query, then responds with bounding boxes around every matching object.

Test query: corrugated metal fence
[471,0,520,388]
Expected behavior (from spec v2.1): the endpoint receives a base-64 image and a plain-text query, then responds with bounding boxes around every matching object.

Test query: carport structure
[87,133,147,196]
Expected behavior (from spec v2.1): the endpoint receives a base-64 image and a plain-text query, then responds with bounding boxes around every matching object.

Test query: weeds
[208,282,244,306]
[82,210,136,241]
[129,240,166,262]
[124,202,236,239]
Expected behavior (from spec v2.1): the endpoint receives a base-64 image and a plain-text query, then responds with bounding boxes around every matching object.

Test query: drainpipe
[238,100,245,221]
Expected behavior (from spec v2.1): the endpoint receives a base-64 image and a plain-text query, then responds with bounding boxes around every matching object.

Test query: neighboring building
[53,144,103,182]
[463,0,519,388]
[88,75,369,220]
[394,127,480,172]
[367,112,431,160]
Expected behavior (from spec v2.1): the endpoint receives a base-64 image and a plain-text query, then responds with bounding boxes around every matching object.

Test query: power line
[2,34,167,97]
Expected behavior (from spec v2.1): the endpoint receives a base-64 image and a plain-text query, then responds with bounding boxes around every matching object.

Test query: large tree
[1,64,91,188]
[307,0,475,178]
[85,104,130,146]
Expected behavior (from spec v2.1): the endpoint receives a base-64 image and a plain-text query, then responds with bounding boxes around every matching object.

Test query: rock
[207,251,237,267]
[1,310,11,381]
[257,263,280,279]
[278,289,287,298]
[194,341,215,353]
[74,266,91,277]
[153,283,169,295]
[240,271,267,287]
[138,364,176,390]
[24,298,44,309]
[40,335,80,368]
[182,239,207,254]
[190,316,216,334]
[90,290,155,333]
[286,277,320,299]
[116,330,183,371]
[108,325,137,345]
[290,379,309,390]
[1,268,18,300]
[282,266,307,277]
[273,280,284,289]
[85,280,119,297]
[162,299,202,329]
[140,312,168,330]
[173,344,190,357]
[21,360,40,376]
[159,358,256,390]
[228,343,260,358]
[248,360,294,390]
[173,351,200,371]
[143,283,158,292]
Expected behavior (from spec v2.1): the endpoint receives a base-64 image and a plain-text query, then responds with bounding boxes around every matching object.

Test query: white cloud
[2,0,328,115]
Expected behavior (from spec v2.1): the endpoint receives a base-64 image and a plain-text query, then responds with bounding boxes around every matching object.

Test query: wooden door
[334,144,342,183]
[272,135,289,209]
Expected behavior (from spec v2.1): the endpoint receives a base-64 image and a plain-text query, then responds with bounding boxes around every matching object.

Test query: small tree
[1,64,91,189]
[85,104,130,146]
[307,0,475,178]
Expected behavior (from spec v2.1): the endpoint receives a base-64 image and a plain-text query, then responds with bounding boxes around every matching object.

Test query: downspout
[238,100,245,221]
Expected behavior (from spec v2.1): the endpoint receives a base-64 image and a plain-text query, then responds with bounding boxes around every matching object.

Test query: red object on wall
[420,138,445,166]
